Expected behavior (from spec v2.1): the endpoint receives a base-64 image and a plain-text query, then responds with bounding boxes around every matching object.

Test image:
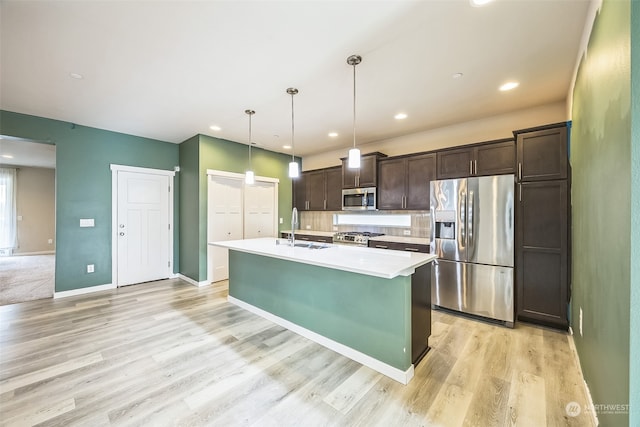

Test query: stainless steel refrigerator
[430,175,515,326]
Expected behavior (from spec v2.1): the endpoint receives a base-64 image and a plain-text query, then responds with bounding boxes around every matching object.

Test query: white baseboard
[177,274,211,287]
[228,295,415,385]
[54,283,116,299]
[11,250,55,256]
[567,334,599,426]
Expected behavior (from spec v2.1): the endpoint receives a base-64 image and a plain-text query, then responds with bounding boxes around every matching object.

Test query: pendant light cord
[352,62,356,150]
[248,112,252,170]
[290,92,295,161]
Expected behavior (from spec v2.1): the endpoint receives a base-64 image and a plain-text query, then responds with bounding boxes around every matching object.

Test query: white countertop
[209,237,436,279]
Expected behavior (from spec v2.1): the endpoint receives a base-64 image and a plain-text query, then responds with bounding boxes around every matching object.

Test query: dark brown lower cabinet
[516,180,569,329]
[369,240,429,253]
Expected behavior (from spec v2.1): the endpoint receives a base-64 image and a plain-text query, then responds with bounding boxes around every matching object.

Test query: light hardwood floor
[0,278,595,426]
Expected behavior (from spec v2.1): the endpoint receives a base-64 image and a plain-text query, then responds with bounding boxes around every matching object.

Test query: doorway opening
[0,136,56,305]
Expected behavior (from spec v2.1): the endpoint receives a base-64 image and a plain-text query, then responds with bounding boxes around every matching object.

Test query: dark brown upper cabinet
[436,139,515,179]
[342,152,386,189]
[324,166,343,211]
[292,166,342,211]
[514,123,568,182]
[378,153,436,210]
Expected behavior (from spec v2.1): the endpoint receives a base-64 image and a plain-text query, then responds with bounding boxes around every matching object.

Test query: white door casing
[111,165,174,287]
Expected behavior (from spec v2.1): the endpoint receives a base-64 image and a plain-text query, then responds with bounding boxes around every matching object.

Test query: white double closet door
[207,173,277,283]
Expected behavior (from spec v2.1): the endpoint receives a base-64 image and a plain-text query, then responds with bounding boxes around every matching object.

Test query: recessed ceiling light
[283,145,292,150]
[69,72,83,79]
[394,113,408,120]
[328,132,338,138]
[499,81,520,91]
[209,125,221,131]
[2,154,14,159]
[452,72,464,79]
[470,0,494,6]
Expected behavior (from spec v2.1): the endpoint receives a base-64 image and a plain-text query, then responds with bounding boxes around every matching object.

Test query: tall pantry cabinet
[514,122,571,330]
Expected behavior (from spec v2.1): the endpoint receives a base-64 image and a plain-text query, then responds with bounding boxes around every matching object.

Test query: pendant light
[347,54,362,169]
[245,109,255,185]
[287,87,300,178]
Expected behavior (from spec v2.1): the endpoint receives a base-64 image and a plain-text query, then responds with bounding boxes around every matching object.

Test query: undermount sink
[275,238,330,249]
[293,242,330,250]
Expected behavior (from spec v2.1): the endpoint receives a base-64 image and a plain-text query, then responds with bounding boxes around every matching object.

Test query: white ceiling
[0,0,591,159]
[0,136,56,169]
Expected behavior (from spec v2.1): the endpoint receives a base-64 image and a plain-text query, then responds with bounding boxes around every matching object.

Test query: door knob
[119,224,125,228]
[119,232,125,236]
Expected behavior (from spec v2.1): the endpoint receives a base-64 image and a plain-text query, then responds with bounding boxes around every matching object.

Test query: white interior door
[244,181,276,239]
[207,176,243,283]
[116,171,171,286]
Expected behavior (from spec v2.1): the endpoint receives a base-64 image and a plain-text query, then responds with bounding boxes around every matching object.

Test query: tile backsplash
[299,210,431,238]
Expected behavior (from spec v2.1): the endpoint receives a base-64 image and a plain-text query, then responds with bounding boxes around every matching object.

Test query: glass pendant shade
[348,148,361,169]
[288,161,299,178]
[245,170,255,185]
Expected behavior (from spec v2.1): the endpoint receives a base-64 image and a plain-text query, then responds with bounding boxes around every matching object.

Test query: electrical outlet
[87,264,95,273]
[279,218,283,224]
[579,307,583,337]
[403,230,411,236]
[306,225,311,229]
[48,239,53,244]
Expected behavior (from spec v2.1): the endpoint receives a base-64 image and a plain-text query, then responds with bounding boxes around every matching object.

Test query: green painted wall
[178,135,200,281]
[178,134,297,282]
[629,0,640,424]
[0,110,179,292]
[229,250,412,370]
[570,0,632,424]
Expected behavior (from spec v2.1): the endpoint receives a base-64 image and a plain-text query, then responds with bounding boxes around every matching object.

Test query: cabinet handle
[469,160,473,175]
[375,245,389,249]
[324,199,327,210]
[518,162,522,181]
[474,160,477,175]
[519,183,522,202]
[404,247,420,252]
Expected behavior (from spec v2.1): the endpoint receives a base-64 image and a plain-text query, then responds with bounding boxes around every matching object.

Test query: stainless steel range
[333,231,384,247]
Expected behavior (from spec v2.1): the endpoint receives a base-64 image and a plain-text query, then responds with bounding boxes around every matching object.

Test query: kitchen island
[209,237,437,384]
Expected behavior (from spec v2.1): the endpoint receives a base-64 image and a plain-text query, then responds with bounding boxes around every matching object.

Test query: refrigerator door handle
[468,190,474,251]
[459,191,466,249]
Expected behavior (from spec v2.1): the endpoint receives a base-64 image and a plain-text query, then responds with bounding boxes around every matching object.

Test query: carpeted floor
[0,254,55,305]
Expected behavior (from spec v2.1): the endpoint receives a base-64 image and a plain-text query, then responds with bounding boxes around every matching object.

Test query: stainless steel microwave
[342,187,377,210]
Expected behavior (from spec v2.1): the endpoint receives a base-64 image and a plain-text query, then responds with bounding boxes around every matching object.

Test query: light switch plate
[87,264,95,273]
[80,218,95,227]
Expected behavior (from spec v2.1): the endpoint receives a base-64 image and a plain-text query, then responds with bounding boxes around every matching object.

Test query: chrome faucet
[290,207,298,247]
